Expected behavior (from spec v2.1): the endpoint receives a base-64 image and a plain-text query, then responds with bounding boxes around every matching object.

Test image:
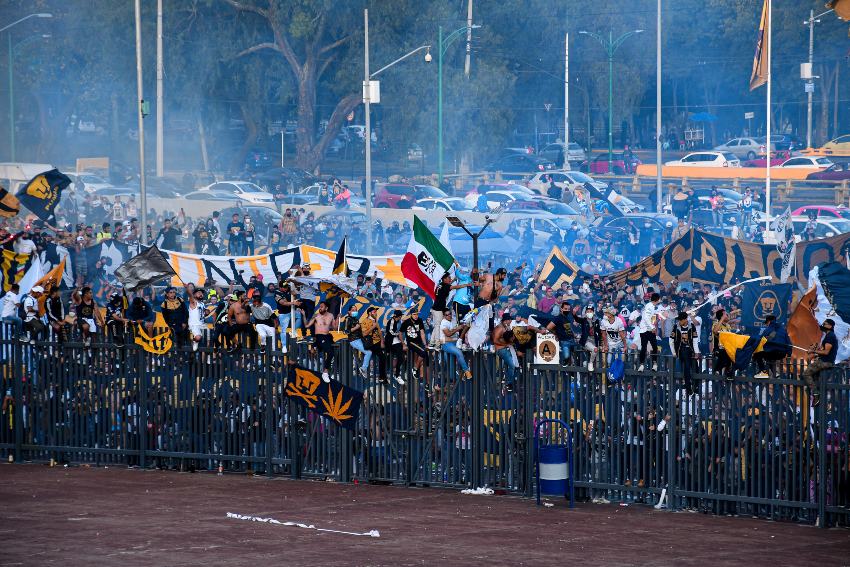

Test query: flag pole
[765,0,772,231]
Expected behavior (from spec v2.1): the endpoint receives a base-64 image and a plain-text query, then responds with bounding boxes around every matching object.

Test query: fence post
[665,369,678,511]
[337,341,353,483]
[137,345,146,470]
[264,339,274,478]
[13,339,23,463]
[817,373,827,528]
[470,351,483,489]
[522,362,536,498]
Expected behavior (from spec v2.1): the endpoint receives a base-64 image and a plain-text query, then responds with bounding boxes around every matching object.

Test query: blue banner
[740,282,792,333]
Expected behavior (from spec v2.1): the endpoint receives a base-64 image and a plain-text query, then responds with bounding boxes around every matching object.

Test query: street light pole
[364,8,372,254]
[437,24,480,187]
[578,29,643,173]
[2,12,52,162]
[803,8,833,149]
[656,0,663,213]
[135,0,148,245]
[446,215,495,281]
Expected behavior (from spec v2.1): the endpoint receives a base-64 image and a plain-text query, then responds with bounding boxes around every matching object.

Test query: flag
[332,237,350,276]
[749,0,769,91]
[538,245,582,287]
[401,216,455,299]
[0,248,34,296]
[134,324,173,355]
[114,245,177,291]
[285,365,363,430]
[770,206,795,282]
[788,288,821,360]
[16,168,71,222]
[807,262,850,363]
[18,258,65,316]
[740,281,792,333]
[0,186,20,218]
[719,332,766,370]
[462,304,492,350]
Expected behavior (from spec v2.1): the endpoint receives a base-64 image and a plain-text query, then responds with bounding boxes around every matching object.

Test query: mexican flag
[401,216,455,299]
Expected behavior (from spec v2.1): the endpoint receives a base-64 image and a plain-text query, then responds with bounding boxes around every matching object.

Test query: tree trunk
[232,102,259,172]
[294,59,318,170]
[833,61,840,140]
[817,63,837,145]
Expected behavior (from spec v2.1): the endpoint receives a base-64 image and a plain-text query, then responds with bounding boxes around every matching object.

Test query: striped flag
[331,237,350,276]
[0,186,20,218]
[749,0,769,90]
[401,216,455,299]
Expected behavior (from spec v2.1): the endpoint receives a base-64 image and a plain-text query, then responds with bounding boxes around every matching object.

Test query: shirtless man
[225,292,256,352]
[475,267,507,308]
[307,301,336,382]
[493,313,519,391]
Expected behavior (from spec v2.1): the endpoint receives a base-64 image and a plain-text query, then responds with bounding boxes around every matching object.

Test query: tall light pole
[363,8,431,255]
[578,29,643,172]
[803,8,833,149]
[135,0,148,245]
[155,0,164,177]
[437,24,480,186]
[2,13,52,162]
[656,0,663,213]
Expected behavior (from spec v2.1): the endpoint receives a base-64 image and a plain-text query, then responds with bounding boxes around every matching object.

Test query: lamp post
[578,29,643,173]
[438,24,481,187]
[363,8,432,255]
[446,212,498,281]
[802,8,834,149]
[2,13,52,161]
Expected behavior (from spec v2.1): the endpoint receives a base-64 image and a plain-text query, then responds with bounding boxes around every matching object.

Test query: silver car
[713,137,770,160]
[539,142,586,168]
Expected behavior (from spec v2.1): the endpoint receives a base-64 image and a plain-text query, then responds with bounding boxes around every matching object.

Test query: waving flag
[286,365,362,430]
[332,237,350,276]
[770,206,795,282]
[114,245,177,291]
[401,216,455,299]
[0,186,20,218]
[749,0,769,91]
[16,168,71,222]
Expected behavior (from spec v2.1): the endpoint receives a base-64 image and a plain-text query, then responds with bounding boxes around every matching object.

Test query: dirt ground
[1,464,848,567]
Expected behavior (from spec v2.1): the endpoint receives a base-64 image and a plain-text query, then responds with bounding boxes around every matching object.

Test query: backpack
[607,357,625,384]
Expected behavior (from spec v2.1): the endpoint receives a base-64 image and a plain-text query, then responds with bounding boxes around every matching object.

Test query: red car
[805,164,850,181]
[373,183,416,208]
[580,152,641,175]
[742,150,791,167]
[790,205,850,220]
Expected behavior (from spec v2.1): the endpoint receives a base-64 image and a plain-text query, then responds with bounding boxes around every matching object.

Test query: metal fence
[1,331,848,527]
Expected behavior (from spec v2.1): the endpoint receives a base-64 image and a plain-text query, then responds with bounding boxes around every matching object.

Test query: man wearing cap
[546,301,576,366]
[75,286,104,347]
[387,309,406,385]
[430,272,471,347]
[105,291,129,345]
[249,293,276,353]
[295,263,317,323]
[274,280,302,353]
[21,286,46,343]
[401,309,428,384]
[161,287,189,347]
[671,311,700,393]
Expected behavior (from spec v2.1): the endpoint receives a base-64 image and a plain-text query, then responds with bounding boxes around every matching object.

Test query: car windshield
[828,219,850,234]
[816,158,833,165]
[566,171,594,184]
[541,201,578,215]
[723,153,738,161]
[235,182,264,193]
[505,184,535,196]
[415,185,447,198]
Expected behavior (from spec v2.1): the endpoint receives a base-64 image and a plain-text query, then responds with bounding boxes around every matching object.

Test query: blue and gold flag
[286,365,362,430]
[16,168,71,223]
[749,0,769,91]
[538,246,584,287]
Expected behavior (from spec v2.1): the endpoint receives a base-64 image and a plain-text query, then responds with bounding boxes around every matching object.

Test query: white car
[791,215,850,241]
[538,142,585,167]
[412,197,471,211]
[66,172,114,193]
[481,189,535,210]
[665,151,741,167]
[779,156,834,169]
[199,181,273,204]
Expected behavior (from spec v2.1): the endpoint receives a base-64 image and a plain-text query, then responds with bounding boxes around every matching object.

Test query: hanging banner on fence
[134,323,173,354]
[160,245,407,289]
[740,281,792,333]
[794,232,850,288]
[339,294,432,330]
[285,365,363,430]
[535,332,560,365]
[0,248,33,295]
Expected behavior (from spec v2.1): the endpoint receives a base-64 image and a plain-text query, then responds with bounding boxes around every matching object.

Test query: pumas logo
[754,289,780,323]
[27,175,55,200]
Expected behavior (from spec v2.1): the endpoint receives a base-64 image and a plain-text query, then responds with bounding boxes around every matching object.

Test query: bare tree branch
[318,34,352,55]
[317,53,338,81]
[221,0,268,19]
[265,1,302,77]
[230,42,280,59]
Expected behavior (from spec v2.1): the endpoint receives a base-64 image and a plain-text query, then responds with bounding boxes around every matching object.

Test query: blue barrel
[538,444,569,495]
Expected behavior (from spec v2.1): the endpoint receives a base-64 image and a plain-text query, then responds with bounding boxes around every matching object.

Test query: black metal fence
[1,331,848,528]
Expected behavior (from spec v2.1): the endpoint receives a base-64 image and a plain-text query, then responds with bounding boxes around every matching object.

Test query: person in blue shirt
[452,267,474,319]
[752,314,792,379]
[126,296,155,334]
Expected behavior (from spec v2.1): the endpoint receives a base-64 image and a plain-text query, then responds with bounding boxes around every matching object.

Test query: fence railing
[1,334,847,527]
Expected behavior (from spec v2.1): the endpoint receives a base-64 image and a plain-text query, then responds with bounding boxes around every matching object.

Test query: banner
[0,248,33,295]
[134,324,173,354]
[285,365,363,430]
[770,206,795,282]
[115,245,177,290]
[749,0,769,91]
[740,281,792,333]
[0,185,20,218]
[16,168,71,222]
[795,232,850,288]
[339,294,432,329]
[160,245,407,289]
[538,246,584,287]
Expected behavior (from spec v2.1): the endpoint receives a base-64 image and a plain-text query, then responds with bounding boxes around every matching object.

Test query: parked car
[771,134,803,152]
[66,172,113,194]
[791,205,850,220]
[93,186,137,199]
[183,190,245,202]
[487,154,556,177]
[665,151,741,167]
[581,152,641,175]
[821,135,850,153]
[412,197,471,211]
[538,141,585,168]
[243,149,272,172]
[597,213,678,235]
[507,198,579,217]
[316,211,369,232]
[373,183,416,208]
[805,164,850,182]
[198,181,273,204]
[791,215,850,240]
[482,189,536,210]
[713,137,767,160]
[413,185,449,200]
[741,150,793,167]
[253,167,317,192]
[475,183,536,197]
[779,156,834,169]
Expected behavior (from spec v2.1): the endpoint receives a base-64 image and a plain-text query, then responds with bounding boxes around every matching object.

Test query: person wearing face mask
[803,318,838,407]
[637,293,662,372]
[359,306,386,380]
[546,300,576,365]
[600,306,626,366]
[711,308,734,379]
[752,314,792,379]
[575,305,601,372]
[671,312,700,394]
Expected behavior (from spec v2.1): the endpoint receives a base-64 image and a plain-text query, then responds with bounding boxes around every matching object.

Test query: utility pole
[364,8,373,255]
[656,0,662,213]
[564,33,569,154]
[464,0,473,77]
[806,9,814,149]
[135,0,148,245]
[155,0,164,177]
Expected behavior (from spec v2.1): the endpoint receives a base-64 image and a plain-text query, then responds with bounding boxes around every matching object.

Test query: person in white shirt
[638,292,661,371]
[600,306,626,365]
[1,283,21,332]
[21,285,46,343]
[187,288,208,352]
[14,234,37,255]
[439,309,471,379]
